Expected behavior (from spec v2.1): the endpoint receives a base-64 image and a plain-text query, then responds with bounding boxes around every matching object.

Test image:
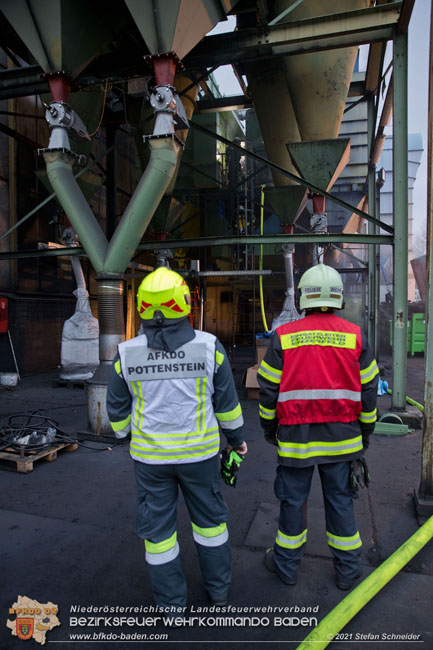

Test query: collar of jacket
[138,317,196,352]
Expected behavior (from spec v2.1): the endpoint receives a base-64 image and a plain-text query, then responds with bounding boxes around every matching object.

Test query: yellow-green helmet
[298,263,344,310]
[137,267,191,320]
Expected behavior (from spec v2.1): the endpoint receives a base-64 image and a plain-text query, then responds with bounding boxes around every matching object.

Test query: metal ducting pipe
[97,279,125,361]
[70,256,86,290]
[87,278,125,435]
[272,241,302,330]
[103,138,181,274]
[43,152,108,273]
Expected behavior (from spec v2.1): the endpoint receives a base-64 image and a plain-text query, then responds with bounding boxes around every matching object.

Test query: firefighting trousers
[133,455,231,609]
[273,461,362,583]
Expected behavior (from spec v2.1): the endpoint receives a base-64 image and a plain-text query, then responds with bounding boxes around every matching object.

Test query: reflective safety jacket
[258,312,379,467]
[107,326,244,465]
[275,313,362,425]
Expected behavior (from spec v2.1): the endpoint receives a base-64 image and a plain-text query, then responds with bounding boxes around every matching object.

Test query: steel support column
[367,96,377,352]
[374,175,382,362]
[391,29,408,410]
[416,3,433,514]
[7,58,17,290]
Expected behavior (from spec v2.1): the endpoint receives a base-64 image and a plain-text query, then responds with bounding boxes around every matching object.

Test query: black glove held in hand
[262,419,278,446]
[265,432,278,446]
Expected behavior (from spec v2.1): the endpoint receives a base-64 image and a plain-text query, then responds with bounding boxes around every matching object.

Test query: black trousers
[134,455,231,608]
[273,461,362,583]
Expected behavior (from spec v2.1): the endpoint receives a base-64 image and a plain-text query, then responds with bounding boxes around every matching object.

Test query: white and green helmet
[298,263,344,310]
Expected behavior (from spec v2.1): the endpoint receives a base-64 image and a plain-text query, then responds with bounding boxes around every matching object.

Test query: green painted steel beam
[268,0,305,26]
[418,2,433,504]
[0,61,365,104]
[367,97,377,352]
[0,234,391,259]
[191,121,394,234]
[0,247,84,260]
[391,29,409,411]
[0,233,392,259]
[184,2,401,69]
[139,233,392,251]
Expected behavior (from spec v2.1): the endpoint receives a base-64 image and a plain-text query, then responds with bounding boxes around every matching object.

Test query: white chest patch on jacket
[125,343,208,381]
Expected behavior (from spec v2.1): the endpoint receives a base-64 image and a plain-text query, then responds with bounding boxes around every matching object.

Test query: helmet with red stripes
[136,267,191,321]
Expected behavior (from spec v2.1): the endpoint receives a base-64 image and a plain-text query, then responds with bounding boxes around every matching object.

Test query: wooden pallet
[53,379,86,389]
[0,441,78,473]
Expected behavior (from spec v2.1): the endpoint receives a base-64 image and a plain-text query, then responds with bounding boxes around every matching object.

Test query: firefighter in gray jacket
[106,267,247,610]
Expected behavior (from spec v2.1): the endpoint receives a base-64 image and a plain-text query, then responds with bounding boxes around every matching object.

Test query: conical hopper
[287,139,351,193]
[247,61,301,188]
[272,0,368,141]
[264,186,308,225]
[1,0,127,77]
[124,0,239,59]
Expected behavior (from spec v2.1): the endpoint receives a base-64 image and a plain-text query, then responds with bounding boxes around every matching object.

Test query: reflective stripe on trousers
[326,530,362,551]
[192,522,229,547]
[145,533,180,565]
[275,528,307,549]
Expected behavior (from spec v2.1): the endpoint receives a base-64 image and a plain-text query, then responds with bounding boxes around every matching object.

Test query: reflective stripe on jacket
[118,330,220,465]
[275,313,363,425]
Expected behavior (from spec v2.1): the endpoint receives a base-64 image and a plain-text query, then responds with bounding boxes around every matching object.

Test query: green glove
[220,449,244,487]
[350,457,371,491]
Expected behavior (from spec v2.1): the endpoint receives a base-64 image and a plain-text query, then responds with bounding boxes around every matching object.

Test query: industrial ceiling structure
[0,1,417,441]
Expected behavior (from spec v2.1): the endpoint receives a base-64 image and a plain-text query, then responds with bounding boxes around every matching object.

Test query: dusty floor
[0,351,431,650]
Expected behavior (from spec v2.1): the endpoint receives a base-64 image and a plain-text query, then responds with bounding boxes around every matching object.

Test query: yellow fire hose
[296,514,433,650]
[386,388,425,414]
[259,184,269,332]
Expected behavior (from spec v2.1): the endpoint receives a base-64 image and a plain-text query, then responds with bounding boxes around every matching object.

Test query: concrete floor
[1,353,432,650]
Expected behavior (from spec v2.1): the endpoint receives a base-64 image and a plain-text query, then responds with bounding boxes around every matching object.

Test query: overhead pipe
[70,256,86,290]
[272,225,303,330]
[103,139,181,273]
[43,152,108,273]
[40,63,186,434]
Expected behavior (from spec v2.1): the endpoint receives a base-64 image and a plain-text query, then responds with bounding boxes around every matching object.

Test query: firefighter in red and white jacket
[258,264,378,590]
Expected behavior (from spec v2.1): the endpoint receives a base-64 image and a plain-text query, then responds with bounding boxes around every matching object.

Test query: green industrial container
[389,313,425,356]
